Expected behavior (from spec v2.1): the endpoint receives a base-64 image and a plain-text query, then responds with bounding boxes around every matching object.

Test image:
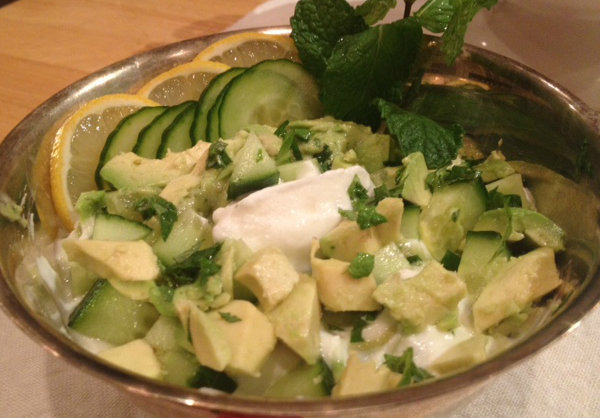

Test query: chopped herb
[135,195,178,240]
[350,311,378,342]
[441,250,461,271]
[164,244,222,287]
[384,347,433,386]
[314,144,333,171]
[256,148,264,162]
[339,176,387,229]
[348,252,375,278]
[316,358,335,395]
[219,312,242,323]
[274,120,290,137]
[426,164,479,189]
[407,255,422,264]
[187,366,237,393]
[207,140,232,169]
[276,126,306,164]
[486,188,522,210]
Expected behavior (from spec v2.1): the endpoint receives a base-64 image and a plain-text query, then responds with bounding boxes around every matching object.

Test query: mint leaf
[426,164,478,188]
[165,244,222,287]
[187,366,237,393]
[350,312,378,342]
[219,312,242,323]
[348,252,375,278]
[135,195,178,240]
[378,99,463,169]
[290,0,367,76]
[317,358,335,395]
[441,250,461,271]
[415,0,454,32]
[441,0,498,64]
[384,348,433,386]
[340,176,388,229]
[207,140,232,169]
[486,188,522,210]
[321,18,422,126]
[356,0,397,25]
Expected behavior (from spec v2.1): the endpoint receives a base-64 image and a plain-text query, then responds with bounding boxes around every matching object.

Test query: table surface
[1,1,599,418]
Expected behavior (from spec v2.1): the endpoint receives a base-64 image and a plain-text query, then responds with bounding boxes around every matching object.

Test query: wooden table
[0,0,265,141]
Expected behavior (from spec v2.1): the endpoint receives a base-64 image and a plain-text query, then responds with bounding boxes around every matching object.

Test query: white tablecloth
[2,2,600,417]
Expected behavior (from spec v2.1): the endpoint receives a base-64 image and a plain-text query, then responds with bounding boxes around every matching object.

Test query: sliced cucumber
[401,205,421,240]
[277,159,321,182]
[228,134,279,199]
[192,67,246,143]
[95,106,166,188]
[92,213,151,241]
[419,180,487,260]
[217,60,323,139]
[157,103,197,158]
[134,101,194,158]
[68,279,159,345]
[206,91,225,142]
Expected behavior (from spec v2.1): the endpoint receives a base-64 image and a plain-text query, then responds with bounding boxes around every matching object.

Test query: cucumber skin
[157,103,196,158]
[92,213,151,241]
[227,172,280,200]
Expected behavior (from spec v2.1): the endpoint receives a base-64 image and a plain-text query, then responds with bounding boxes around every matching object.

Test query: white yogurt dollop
[212,166,374,272]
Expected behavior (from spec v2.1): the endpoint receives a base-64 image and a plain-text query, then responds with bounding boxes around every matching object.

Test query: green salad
[7,0,573,399]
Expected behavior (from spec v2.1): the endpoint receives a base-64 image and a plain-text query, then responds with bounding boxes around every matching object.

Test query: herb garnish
[135,195,177,240]
[164,244,222,287]
[339,176,387,229]
[187,365,237,393]
[207,139,232,169]
[348,252,376,278]
[350,311,378,342]
[384,347,433,386]
[219,312,242,323]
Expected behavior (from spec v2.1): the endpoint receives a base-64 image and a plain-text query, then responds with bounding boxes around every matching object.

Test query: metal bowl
[1,27,599,418]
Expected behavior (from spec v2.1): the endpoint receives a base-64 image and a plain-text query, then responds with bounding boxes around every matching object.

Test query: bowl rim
[1,25,600,416]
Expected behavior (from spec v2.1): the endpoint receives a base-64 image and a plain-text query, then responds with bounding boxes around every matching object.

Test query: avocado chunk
[209,300,277,377]
[473,247,562,332]
[331,352,401,397]
[62,239,160,281]
[187,303,232,372]
[312,255,380,312]
[429,334,488,375]
[473,207,565,251]
[268,275,321,364]
[398,152,432,207]
[98,339,162,379]
[320,220,381,262]
[457,231,511,295]
[419,180,487,260]
[372,260,467,332]
[234,247,300,312]
[100,141,210,189]
[159,173,203,207]
[474,151,515,183]
[374,197,404,246]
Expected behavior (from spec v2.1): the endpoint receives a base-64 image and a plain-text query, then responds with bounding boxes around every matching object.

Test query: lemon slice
[136,60,229,106]
[194,32,300,67]
[50,94,159,229]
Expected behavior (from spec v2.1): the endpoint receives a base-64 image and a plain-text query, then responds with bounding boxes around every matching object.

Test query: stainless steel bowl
[1,27,599,418]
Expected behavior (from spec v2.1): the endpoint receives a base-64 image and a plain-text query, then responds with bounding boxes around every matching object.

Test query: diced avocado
[159,173,203,207]
[473,247,562,331]
[92,213,151,241]
[268,275,321,364]
[348,132,390,173]
[372,260,466,332]
[400,205,420,240]
[419,180,487,260]
[244,124,282,156]
[332,352,401,397]
[473,207,565,251]
[234,247,299,311]
[145,315,185,352]
[209,300,277,377]
[320,220,381,262]
[152,208,212,266]
[398,152,432,207]
[75,190,106,222]
[62,239,160,282]
[69,261,98,297]
[474,151,515,183]
[312,254,380,312]
[277,159,321,182]
[374,197,404,245]
[107,278,154,301]
[98,339,162,379]
[187,303,232,371]
[228,133,279,199]
[485,173,535,210]
[214,239,254,299]
[69,279,159,345]
[457,231,511,295]
[429,334,488,375]
[372,243,410,284]
[100,141,210,189]
[264,361,330,398]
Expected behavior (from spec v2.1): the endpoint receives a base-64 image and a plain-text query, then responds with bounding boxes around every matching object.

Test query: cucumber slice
[68,279,159,345]
[95,106,166,188]
[457,231,511,295]
[134,101,194,158]
[92,213,151,241]
[206,91,225,142]
[192,67,246,143]
[218,60,322,139]
[157,103,197,158]
[228,134,279,199]
[401,205,421,240]
[419,181,487,260]
[277,159,321,182]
